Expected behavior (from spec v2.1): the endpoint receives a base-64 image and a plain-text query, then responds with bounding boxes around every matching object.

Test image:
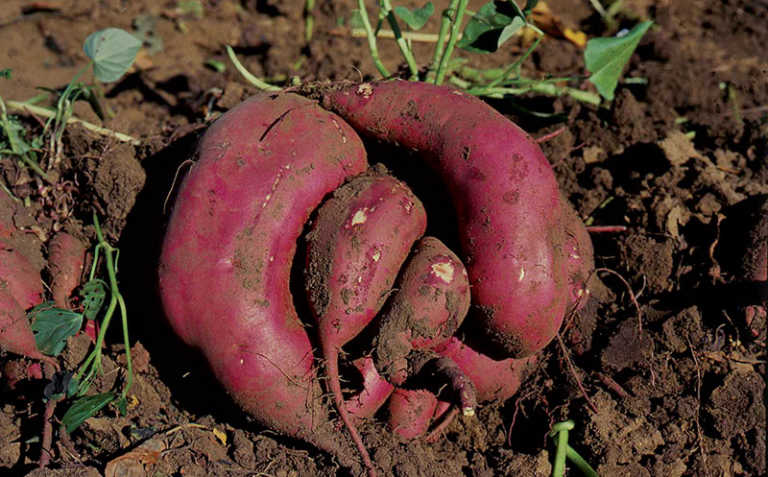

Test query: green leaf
[83,28,142,83]
[62,392,115,433]
[457,2,523,53]
[394,2,434,30]
[585,21,653,101]
[0,115,33,156]
[497,17,525,48]
[28,302,83,356]
[80,279,108,320]
[0,68,10,79]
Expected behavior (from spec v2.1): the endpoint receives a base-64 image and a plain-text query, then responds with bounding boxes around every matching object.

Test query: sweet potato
[0,288,53,365]
[562,199,595,312]
[0,203,51,364]
[719,194,768,337]
[345,356,394,422]
[322,81,582,358]
[374,236,470,385]
[48,232,87,309]
[304,171,426,473]
[387,388,438,440]
[158,93,368,468]
[434,337,537,403]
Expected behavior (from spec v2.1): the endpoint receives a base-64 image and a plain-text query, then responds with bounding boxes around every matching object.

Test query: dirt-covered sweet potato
[158,92,369,470]
[322,80,592,358]
[305,171,426,472]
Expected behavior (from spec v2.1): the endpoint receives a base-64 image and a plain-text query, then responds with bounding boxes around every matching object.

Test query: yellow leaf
[563,28,587,48]
[212,428,227,446]
[127,395,140,410]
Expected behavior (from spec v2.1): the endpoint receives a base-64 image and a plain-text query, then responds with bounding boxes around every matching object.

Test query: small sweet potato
[387,388,439,440]
[48,232,87,309]
[305,171,426,472]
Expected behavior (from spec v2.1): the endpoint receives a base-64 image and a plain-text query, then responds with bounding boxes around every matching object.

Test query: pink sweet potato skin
[323,81,570,358]
[0,288,51,364]
[434,337,537,403]
[305,172,426,475]
[345,356,395,422]
[305,172,427,350]
[562,200,595,311]
[374,236,470,385]
[48,232,87,309]
[0,245,44,310]
[0,198,49,363]
[158,93,367,462]
[388,388,438,440]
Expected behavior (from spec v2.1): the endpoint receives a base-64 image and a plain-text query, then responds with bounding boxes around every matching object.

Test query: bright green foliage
[83,28,142,82]
[394,2,434,30]
[457,1,525,53]
[585,21,653,100]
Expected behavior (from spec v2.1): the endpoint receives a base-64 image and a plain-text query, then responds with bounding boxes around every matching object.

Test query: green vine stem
[225,46,282,92]
[486,26,544,89]
[304,0,316,43]
[427,0,458,82]
[5,100,140,145]
[550,420,574,477]
[379,0,420,80]
[434,0,469,85]
[75,212,133,400]
[357,0,391,77]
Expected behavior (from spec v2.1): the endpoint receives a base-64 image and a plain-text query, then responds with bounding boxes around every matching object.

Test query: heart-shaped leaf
[585,21,653,100]
[394,2,434,30]
[29,302,83,356]
[83,28,141,83]
[458,1,523,53]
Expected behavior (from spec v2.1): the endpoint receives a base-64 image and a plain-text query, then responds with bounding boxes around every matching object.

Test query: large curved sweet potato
[158,93,368,467]
[322,81,581,358]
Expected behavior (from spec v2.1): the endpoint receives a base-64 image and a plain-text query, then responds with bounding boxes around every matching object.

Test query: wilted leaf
[394,2,434,30]
[585,21,653,100]
[212,428,227,445]
[43,371,77,401]
[83,28,142,82]
[531,2,586,48]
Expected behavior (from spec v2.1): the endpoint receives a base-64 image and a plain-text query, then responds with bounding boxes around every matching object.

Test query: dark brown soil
[1,1,766,476]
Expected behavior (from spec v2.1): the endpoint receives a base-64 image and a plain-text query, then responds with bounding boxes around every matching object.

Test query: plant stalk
[379,0,420,80]
[356,0,391,77]
[5,100,140,145]
[434,0,469,85]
